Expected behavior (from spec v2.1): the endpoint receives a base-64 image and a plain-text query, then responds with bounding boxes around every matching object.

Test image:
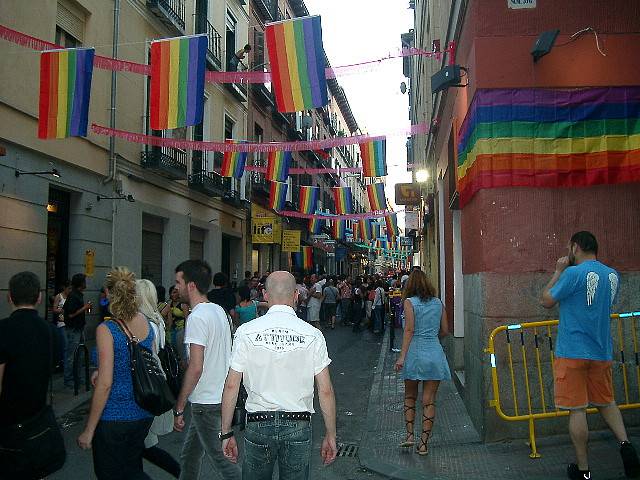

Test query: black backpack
[158,342,182,398]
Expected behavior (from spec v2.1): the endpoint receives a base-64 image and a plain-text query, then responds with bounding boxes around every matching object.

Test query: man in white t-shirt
[219,271,337,478]
[172,260,240,480]
[306,274,325,328]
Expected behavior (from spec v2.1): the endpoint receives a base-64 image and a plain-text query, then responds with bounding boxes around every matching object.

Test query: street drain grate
[337,443,359,457]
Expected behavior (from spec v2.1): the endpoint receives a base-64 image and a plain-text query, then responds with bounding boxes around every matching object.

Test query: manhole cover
[337,443,359,457]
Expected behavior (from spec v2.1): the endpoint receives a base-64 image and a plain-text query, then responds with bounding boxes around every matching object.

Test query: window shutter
[57,2,84,43]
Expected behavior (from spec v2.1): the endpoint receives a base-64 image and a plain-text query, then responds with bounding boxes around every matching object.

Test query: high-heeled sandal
[399,399,416,447]
[416,403,435,456]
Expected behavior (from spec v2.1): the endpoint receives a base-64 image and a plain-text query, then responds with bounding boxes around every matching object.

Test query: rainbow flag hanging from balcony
[360,218,373,243]
[309,217,324,234]
[269,181,288,211]
[299,186,319,214]
[385,213,399,239]
[372,221,381,241]
[367,183,387,211]
[332,219,346,240]
[352,221,360,241]
[221,141,248,178]
[333,186,353,214]
[457,87,640,207]
[150,35,207,130]
[38,48,95,139]
[360,139,387,177]
[266,151,292,182]
[264,15,328,113]
[293,246,313,270]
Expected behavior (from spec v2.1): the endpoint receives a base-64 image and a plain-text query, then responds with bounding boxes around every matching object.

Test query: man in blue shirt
[541,231,640,480]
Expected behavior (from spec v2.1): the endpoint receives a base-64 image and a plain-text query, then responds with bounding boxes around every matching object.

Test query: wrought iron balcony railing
[141,145,188,180]
[252,0,274,21]
[205,19,222,70]
[189,169,231,197]
[146,0,185,32]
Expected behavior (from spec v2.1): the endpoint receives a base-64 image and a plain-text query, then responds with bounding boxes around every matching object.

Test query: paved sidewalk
[359,327,640,480]
[50,371,92,420]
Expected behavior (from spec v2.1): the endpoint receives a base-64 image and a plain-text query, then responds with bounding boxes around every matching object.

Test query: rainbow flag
[457,87,640,207]
[360,139,387,177]
[269,181,288,211]
[293,246,314,270]
[150,35,207,130]
[221,141,247,178]
[332,220,346,240]
[264,16,328,113]
[309,217,324,234]
[372,221,381,240]
[332,186,353,214]
[352,221,361,241]
[360,218,373,242]
[367,183,387,211]
[38,48,95,139]
[266,151,292,182]
[385,213,399,239]
[299,186,319,214]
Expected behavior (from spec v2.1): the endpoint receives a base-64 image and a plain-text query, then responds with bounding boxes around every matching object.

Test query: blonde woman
[136,279,181,478]
[394,270,450,456]
[77,268,154,479]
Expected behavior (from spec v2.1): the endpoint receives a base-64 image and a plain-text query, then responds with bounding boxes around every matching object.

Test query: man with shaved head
[219,271,337,479]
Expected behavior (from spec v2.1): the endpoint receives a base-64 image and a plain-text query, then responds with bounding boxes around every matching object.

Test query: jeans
[372,306,384,332]
[55,325,67,367]
[340,299,352,324]
[179,403,241,480]
[93,418,153,480]
[63,328,82,386]
[243,417,312,480]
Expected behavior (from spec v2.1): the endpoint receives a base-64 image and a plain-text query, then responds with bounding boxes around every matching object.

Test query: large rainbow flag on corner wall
[457,87,640,207]
[333,186,353,214]
[266,151,292,182]
[221,141,248,178]
[38,48,95,139]
[269,181,288,211]
[293,246,313,270]
[264,15,328,113]
[150,35,207,130]
[299,186,320,214]
[360,139,387,177]
[367,183,387,211]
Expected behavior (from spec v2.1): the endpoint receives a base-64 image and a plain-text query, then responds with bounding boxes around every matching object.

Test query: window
[225,10,238,70]
[56,1,84,47]
[252,28,265,69]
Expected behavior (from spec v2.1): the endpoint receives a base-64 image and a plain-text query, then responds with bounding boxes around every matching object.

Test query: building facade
[0,0,250,324]
[406,0,640,440]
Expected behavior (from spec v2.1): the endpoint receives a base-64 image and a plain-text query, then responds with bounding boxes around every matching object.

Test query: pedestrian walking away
[338,276,353,326]
[63,273,92,388]
[220,271,338,480]
[322,278,339,329]
[541,231,640,480]
[394,270,450,456]
[77,267,155,479]
[172,260,241,480]
[0,271,66,479]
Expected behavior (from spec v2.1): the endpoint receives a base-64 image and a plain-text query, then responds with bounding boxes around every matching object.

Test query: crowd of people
[1,231,639,480]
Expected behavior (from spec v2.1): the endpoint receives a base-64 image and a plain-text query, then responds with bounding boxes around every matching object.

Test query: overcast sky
[305,0,414,228]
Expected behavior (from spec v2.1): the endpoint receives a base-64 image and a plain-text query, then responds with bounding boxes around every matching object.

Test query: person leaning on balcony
[541,231,640,480]
[228,44,251,72]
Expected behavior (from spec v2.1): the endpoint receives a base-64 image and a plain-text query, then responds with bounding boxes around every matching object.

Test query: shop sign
[400,237,413,247]
[282,230,301,252]
[405,211,420,230]
[507,0,535,8]
[252,217,279,244]
[336,247,347,261]
[394,183,421,205]
[84,249,95,277]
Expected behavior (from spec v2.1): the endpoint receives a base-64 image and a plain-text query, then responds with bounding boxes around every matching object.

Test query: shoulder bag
[225,313,248,429]
[114,319,175,417]
[0,325,66,479]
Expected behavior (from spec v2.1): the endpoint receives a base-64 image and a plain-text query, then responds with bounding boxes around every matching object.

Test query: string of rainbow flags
[15,15,434,255]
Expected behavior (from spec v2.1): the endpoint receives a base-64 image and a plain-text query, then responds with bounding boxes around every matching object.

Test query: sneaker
[621,442,640,478]
[567,463,591,480]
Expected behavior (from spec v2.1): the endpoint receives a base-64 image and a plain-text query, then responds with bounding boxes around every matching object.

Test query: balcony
[189,169,231,197]
[141,145,188,180]
[205,19,222,71]
[224,81,248,102]
[252,83,274,107]
[272,108,290,130]
[252,0,274,21]
[146,0,185,32]
[251,174,270,197]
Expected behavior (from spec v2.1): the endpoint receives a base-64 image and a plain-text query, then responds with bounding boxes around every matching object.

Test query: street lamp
[415,169,430,183]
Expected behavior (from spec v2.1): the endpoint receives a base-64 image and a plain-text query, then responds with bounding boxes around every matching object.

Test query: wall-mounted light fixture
[15,168,60,178]
[97,194,135,202]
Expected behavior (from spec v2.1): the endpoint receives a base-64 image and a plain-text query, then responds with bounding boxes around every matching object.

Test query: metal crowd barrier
[485,312,640,458]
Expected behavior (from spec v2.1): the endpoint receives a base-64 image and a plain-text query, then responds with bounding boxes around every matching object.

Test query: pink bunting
[276,210,391,221]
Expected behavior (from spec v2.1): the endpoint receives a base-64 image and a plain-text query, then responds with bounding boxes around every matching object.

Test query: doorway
[46,188,70,321]
[221,234,231,279]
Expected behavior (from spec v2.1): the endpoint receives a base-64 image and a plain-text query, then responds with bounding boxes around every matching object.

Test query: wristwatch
[173,409,184,417]
[218,431,234,441]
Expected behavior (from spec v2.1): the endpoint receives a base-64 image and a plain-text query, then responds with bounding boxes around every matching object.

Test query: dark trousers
[340,299,352,324]
[92,418,153,480]
[143,446,180,478]
[352,303,363,331]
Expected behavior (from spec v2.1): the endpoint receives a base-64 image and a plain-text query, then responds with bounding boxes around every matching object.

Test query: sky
[304,0,414,228]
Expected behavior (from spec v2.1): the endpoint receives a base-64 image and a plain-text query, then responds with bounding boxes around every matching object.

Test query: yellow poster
[84,249,95,277]
[252,217,276,244]
[282,230,301,252]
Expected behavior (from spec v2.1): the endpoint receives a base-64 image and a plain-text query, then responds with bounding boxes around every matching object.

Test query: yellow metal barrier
[485,312,640,458]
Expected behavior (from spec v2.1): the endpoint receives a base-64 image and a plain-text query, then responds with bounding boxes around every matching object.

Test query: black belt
[246,411,311,422]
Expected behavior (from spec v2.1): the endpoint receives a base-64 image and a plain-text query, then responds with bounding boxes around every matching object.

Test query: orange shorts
[554,357,615,410]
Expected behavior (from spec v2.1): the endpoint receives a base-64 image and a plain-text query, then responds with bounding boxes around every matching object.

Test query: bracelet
[173,409,184,417]
[218,430,234,441]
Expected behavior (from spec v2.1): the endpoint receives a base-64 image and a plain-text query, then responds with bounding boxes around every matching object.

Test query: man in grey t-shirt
[323,279,340,329]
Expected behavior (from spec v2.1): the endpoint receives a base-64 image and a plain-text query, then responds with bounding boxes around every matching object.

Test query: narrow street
[50,325,391,479]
